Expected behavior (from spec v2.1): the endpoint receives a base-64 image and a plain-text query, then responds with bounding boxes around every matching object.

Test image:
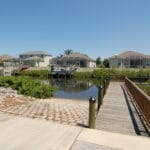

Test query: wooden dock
[96,82,150,136]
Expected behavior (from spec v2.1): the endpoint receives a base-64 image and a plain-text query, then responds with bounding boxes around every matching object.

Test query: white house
[19,51,52,68]
[109,51,150,68]
[0,55,19,75]
[53,52,96,68]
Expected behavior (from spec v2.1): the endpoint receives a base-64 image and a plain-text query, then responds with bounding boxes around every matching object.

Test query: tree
[54,55,63,66]
[64,49,73,55]
[103,59,110,68]
[96,57,101,66]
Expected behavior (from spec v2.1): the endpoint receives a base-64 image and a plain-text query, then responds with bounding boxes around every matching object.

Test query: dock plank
[96,82,136,135]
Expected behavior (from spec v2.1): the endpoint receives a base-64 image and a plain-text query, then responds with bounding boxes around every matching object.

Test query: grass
[136,80,150,96]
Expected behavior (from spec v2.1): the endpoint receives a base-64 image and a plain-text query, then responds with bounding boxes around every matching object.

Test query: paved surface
[74,128,150,150]
[0,112,81,150]
[0,82,149,136]
[0,112,150,150]
[0,83,150,149]
[0,98,88,127]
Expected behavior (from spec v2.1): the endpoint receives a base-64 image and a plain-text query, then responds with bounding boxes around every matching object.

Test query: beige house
[0,55,19,76]
[53,52,96,68]
[19,51,52,68]
[109,51,150,68]
[0,55,14,61]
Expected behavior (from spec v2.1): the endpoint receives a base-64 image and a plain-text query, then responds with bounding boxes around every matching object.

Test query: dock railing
[125,77,150,128]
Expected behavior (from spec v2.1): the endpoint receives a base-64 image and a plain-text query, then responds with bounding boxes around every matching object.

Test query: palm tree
[103,59,110,68]
[96,57,101,66]
[64,49,73,55]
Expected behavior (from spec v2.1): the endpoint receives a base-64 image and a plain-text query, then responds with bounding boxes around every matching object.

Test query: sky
[0,0,150,59]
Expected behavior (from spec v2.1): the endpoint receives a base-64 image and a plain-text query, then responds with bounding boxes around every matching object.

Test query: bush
[73,68,150,80]
[91,69,110,78]
[136,80,150,96]
[0,76,55,98]
[74,71,92,78]
[19,70,48,78]
[120,69,150,78]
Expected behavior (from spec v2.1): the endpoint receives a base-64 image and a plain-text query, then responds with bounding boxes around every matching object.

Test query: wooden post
[108,78,110,86]
[106,79,109,89]
[101,85,104,103]
[89,97,96,129]
[105,78,110,91]
[97,85,103,111]
[103,80,106,96]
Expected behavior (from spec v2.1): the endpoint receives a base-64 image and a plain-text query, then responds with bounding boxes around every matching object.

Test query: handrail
[125,77,150,128]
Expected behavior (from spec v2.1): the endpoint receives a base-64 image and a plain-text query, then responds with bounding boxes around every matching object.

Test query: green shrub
[91,69,110,78]
[74,71,92,78]
[136,80,150,96]
[120,69,150,78]
[74,68,150,80]
[0,76,55,98]
[19,70,48,78]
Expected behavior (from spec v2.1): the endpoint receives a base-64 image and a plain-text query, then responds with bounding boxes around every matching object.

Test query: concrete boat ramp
[0,82,150,150]
[0,112,150,150]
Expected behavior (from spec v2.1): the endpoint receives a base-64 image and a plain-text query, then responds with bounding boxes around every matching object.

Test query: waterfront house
[19,51,52,68]
[0,55,14,61]
[109,51,150,69]
[53,52,96,68]
[0,55,19,76]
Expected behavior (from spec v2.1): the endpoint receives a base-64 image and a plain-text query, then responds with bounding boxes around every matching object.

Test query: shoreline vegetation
[0,68,149,98]
[17,68,150,79]
[136,80,150,96]
[0,76,54,98]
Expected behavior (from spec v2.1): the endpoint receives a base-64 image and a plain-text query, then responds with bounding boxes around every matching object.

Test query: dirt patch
[0,97,28,109]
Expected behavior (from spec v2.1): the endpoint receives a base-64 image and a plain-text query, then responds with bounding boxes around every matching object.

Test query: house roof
[61,52,95,61]
[110,51,150,59]
[24,56,43,61]
[20,51,52,56]
[0,55,14,61]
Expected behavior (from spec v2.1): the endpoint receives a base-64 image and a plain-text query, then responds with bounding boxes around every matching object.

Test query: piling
[89,97,96,129]
[97,85,103,111]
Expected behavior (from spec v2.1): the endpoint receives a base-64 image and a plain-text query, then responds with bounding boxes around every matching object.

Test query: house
[0,55,19,76]
[109,51,150,68]
[0,55,14,61]
[19,51,52,68]
[53,52,96,68]
[0,54,17,69]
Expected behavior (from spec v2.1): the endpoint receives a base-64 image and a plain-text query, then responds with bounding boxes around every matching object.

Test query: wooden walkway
[96,82,149,136]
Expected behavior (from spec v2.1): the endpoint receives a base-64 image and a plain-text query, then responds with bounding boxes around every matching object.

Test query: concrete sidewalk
[0,112,150,150]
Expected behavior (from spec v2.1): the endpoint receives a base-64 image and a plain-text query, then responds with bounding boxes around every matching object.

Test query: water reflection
[48,79,99,100]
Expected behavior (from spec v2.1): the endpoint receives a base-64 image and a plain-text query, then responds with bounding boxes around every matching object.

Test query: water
[48,79,99,100]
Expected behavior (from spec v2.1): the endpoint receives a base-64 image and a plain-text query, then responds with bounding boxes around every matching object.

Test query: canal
[47,79,101,100]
